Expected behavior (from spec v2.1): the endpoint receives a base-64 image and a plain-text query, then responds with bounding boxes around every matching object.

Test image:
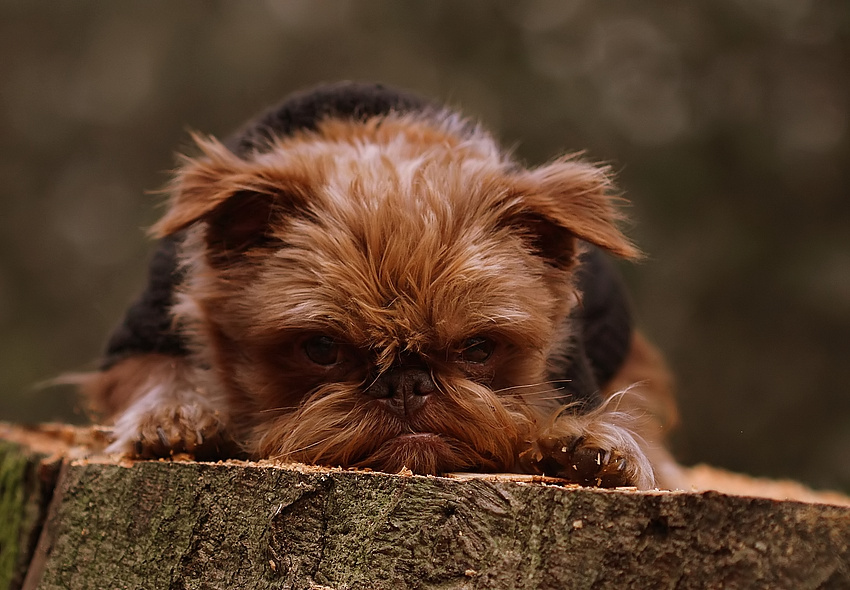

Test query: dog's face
[152,114,637,474]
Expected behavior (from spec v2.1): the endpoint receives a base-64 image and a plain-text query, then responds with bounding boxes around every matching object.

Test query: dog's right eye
[303,335,341,366]
[459,337,495,364]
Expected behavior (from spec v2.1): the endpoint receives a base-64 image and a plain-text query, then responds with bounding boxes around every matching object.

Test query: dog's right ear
[150,134,312,252]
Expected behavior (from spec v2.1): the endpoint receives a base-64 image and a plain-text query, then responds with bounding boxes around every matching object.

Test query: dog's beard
[250,377,537,475]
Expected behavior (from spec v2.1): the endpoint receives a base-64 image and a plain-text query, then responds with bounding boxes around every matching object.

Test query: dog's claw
[157,426,170,449]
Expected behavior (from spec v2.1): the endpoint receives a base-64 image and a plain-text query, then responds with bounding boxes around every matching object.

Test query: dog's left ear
[149,134,313,260]
[513,156,641,266]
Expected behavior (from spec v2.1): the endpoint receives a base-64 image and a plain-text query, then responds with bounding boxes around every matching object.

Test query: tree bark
[2,423,848,590]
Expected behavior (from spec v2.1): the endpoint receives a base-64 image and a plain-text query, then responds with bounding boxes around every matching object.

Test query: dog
[80,82,681,489]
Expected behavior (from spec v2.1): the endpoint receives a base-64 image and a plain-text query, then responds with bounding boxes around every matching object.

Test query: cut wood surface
[1,423,848,590]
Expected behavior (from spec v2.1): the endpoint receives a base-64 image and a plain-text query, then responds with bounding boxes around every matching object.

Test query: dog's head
[152,111,638,474]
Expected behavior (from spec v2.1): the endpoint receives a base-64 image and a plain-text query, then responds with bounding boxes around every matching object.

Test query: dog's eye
[460,337,495,363]
[303,335,341,366]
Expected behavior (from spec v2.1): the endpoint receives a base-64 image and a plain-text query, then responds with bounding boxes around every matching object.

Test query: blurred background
[2,0,848,492]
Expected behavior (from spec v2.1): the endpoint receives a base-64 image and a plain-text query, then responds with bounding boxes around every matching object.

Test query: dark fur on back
[225,82,433,157]
[102,82,632,405]
[102,234,186,368]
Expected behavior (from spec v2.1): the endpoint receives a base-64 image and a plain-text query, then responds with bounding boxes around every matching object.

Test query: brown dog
[81,82,680,489]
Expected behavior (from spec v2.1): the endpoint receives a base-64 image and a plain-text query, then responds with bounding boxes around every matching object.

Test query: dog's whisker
[498,387,568,400]
[492,382,558,394]
[257,406,298,414]
[523,394,572,402]
[276,439,326,456]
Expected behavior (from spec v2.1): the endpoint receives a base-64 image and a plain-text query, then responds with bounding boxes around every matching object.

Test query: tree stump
[1,423,848,590]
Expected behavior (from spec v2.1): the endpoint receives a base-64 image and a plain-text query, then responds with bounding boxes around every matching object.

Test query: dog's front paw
[522,435,634,488]
[109,392,231,460]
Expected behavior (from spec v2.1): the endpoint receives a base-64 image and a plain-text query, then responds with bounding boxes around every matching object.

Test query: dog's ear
[150,134,311,253]
[512,156,641,266]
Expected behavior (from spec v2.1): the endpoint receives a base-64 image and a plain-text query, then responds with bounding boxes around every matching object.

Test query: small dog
[81,82,680,489]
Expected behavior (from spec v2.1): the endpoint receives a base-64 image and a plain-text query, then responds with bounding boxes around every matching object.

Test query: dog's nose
[366,367,436,416]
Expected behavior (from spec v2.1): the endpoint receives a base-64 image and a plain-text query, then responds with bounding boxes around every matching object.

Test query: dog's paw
[108,392,232,460]
[522,435,635,488]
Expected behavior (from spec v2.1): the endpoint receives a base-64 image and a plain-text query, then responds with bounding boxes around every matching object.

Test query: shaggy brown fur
[83,86,681,489]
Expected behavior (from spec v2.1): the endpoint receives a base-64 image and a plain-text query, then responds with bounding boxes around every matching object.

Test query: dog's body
[83,83,680,489]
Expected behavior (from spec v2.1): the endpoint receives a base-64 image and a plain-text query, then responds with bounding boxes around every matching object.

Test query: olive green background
[2,1,848,492]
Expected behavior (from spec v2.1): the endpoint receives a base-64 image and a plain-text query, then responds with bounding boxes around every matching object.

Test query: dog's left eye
[459,337,495,363]
[303,335,341,366]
